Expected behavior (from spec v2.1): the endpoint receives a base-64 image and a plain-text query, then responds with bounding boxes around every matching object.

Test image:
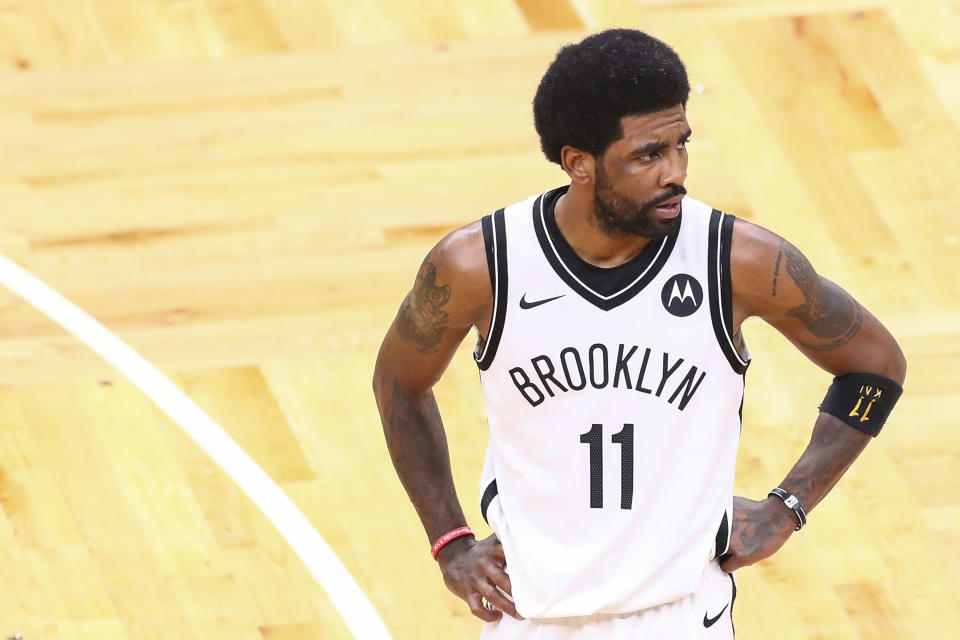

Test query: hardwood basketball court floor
[0,1,957,638]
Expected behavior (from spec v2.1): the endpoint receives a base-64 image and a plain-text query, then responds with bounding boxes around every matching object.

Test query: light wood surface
[0,1,957,638]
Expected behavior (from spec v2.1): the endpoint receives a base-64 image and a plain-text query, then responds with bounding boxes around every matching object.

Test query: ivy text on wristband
[431,526,475,559]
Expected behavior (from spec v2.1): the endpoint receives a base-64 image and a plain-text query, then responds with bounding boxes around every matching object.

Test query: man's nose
[660,151,687,187]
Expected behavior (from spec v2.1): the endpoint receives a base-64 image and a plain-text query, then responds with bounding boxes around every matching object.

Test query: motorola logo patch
[661,274,703,317]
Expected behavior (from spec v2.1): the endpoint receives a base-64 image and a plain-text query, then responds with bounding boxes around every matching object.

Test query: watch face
[785,496,798,508]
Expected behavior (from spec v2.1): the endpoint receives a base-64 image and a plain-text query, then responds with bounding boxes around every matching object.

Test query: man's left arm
[719,219,907,573]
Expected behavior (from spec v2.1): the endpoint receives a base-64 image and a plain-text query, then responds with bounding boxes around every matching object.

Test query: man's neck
[554,183,653,268]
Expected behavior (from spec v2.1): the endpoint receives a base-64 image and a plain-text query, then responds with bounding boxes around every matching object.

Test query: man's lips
[653,194,683,218]
[656,194,684,207]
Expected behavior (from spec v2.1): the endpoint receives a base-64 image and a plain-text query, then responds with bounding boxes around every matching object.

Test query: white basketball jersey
[473,186,750,619]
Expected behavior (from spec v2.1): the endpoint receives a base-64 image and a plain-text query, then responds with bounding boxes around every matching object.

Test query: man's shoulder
[729,217,781,267]
[431,188,553,281]
[433,189,544,267]
[427,220,492,306]
[433,219,485,267]
[725,216,793,314]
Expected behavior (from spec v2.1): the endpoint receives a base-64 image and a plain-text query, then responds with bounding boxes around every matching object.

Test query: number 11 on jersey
[579,423,634,509]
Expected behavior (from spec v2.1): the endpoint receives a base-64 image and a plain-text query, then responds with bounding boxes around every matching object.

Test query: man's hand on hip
[437,534,524,622]
[719,496,796,573]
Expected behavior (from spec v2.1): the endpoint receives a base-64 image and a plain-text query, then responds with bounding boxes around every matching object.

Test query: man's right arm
[372,221,521,621]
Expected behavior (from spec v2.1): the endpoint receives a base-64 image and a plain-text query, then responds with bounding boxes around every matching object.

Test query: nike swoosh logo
[519,294,564,309]
[703,604,728,628]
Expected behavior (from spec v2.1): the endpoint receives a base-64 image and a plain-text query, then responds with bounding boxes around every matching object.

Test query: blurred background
[0,0,957,638]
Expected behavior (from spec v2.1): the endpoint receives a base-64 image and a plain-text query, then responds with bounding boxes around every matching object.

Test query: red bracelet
[431,526,475,559]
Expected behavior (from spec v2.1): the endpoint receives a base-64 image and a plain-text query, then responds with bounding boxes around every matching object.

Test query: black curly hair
[533,29,690,165]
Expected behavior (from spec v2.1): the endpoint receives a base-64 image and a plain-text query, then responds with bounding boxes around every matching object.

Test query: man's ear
[560,146,595,185]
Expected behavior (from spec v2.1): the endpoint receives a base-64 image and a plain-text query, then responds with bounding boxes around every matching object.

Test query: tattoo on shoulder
[780,239,863,351]
[396,260,452,355]
[771,242,784,297]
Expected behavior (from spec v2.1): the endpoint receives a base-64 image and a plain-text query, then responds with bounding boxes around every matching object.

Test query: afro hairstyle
[533,29,690,165]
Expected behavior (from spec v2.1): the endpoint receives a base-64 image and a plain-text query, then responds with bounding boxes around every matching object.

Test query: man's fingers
[447,535,517,622]
[466,592,501,623]
[487,536,506,562]
[490,565,513,597]
[479,580,523,620]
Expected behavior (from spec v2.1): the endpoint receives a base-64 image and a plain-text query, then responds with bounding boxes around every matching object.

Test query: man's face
[591,105,690,239]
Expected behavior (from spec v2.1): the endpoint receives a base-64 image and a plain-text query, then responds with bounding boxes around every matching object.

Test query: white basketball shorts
[480,561,737,640]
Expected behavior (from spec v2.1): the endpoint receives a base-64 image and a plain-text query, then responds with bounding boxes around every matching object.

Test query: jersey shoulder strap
[474,207,508,370]
[706,209,750,373]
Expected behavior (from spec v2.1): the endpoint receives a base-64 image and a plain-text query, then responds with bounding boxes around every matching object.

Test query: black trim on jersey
[729,571,738,637]
[480,479,498,524]
[707,209,750,373]
[738,369,747,434]
[533,187,679,311]
[714,511,730,559]
[719,213,737,335]
[481,214,496,294]
[474,214,495,361]
[475,209,508,371]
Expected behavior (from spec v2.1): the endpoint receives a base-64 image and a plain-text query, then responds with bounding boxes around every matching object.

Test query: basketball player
[373,29,905,638]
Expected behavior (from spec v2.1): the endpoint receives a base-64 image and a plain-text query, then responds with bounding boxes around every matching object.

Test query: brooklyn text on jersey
[507,343,707,410]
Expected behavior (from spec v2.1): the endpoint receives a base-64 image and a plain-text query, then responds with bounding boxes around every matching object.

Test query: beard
[592,163,685,239]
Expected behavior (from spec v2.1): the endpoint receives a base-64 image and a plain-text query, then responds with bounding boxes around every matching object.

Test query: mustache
[647,185,687,207]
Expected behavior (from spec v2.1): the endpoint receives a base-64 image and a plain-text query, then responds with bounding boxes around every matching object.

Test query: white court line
[0,252,393,640]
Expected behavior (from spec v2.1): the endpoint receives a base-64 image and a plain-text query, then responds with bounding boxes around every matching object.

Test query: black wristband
[768,487,806,531]
[819,373,903,437]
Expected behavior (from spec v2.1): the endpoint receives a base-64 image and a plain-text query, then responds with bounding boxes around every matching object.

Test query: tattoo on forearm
[396,260,452,354]
[780,239,863,351]
[781,412,870,512]
[381,379,464,538]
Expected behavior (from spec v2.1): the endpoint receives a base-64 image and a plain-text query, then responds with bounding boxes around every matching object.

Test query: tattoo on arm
[729,505,781,550]
[779,412,870,512]
[396,260,452,354]
[771,244,783,297]
[381,379,465,540]
[779,239,863,351]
